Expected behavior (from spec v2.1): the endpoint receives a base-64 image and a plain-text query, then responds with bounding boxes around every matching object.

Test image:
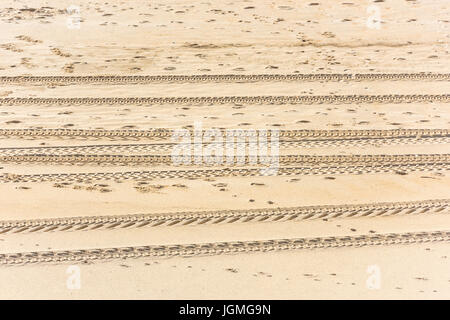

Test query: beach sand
[0,0,449,299]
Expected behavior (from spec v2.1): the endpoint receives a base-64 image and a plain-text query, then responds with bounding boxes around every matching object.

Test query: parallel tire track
[1,73,449,85]
[1,160,448,183]
[1,230,449,265]
[0,199,447,234]
[1,137,450,155]
[1,154,449,166]
[0,94,449,106]
[1,128,449,140]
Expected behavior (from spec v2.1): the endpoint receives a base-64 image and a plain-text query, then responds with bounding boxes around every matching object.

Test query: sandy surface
[1,243,449,299]
[0,0,449,299]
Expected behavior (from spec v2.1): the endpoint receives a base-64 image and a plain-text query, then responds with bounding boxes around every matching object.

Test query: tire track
[0,199,447,234]
[1,128,448,140]
[1,73,449,85]
[1,137,450,155]
[0,94,449,106]
[1,230,448,265]
[1,154,448,166]
[1,158,448,183]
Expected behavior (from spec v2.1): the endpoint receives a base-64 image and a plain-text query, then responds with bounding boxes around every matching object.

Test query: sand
[0,0,449,299]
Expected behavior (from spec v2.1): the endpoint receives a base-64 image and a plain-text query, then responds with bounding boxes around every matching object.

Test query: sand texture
[0,0,449,299]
